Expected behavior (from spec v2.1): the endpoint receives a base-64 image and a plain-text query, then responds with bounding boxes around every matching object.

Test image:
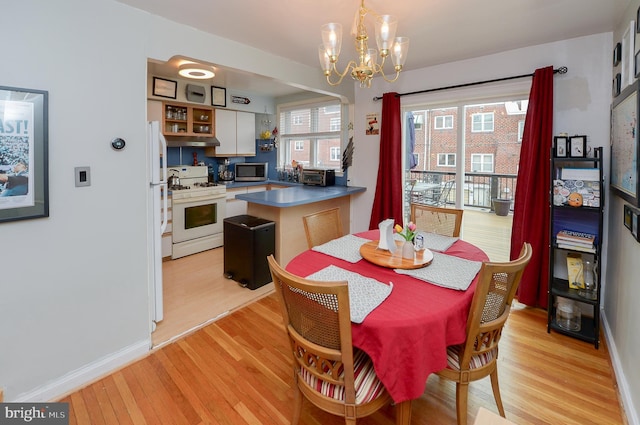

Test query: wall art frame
[0,85,49,223]
[211,86,226,107]
[152,77,177,99]
[614,73,622,97]
[622,21,636,90]
[569,135,587,158]
[553,136,568,157]
[610,80,640,207]
[613,42,622,66]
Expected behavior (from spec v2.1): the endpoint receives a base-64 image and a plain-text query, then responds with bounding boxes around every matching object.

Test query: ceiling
[124,0,629,98]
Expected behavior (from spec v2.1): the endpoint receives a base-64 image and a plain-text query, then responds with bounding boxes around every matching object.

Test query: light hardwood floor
[152,247,274,347]
[61,211,627,424]
[61,293,626,424]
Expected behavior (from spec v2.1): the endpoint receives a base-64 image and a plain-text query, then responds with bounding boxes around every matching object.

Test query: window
[279,99,343,170]
[437,153,456,167]
[518,120,525,141]
[434,115,453,129]
[471,112,494,132]
[471,154,494,172]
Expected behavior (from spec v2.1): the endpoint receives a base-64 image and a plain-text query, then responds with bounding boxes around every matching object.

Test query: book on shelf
[566,253,585,289]
[560,167,599,181]
[555,237,594,248]
[556,230,596,245]
[557,243,596,253]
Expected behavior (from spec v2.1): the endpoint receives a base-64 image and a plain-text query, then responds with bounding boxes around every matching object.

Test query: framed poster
[610,80,640,206]
[152,77,177,99]
[211,86,226,107]
[0,86,49,223]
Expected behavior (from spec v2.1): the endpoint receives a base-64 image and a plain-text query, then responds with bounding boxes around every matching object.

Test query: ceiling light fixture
[178,63,215,79]
[319,0,409,88]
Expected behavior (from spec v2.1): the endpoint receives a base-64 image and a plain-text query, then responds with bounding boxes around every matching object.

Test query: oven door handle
[172,193,226,205]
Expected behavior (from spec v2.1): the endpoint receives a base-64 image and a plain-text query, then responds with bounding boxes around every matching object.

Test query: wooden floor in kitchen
[151,247,274,348]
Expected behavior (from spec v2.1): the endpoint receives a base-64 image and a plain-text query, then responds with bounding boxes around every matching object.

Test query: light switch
[75,166,91,187]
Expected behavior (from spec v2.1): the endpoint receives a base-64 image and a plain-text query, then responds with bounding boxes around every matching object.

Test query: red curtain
[510,66,554,308]
[369,92,404,229]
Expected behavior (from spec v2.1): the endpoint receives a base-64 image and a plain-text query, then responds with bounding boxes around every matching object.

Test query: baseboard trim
[13,339,150,402]
[601,312,639,425]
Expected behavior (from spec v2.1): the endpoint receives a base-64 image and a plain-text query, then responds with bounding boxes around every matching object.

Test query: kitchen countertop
[220,179,298,189]
[235,184,366,207]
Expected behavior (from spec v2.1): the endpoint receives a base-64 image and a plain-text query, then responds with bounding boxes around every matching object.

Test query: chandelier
[319,0,409,88]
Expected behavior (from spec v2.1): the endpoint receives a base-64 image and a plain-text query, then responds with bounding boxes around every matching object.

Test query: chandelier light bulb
[319,1,408,87]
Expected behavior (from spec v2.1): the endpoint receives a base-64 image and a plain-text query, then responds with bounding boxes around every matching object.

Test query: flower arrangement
[395,222,417,242]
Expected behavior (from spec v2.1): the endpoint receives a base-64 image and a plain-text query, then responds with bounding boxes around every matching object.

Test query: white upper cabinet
[210,109,256,157]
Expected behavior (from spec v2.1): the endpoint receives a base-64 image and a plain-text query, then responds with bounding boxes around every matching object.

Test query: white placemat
[395,232,458,252]
[307,265,393,323]
[420,232,459,252]
[394,252,482,291]
[312,234,372,263]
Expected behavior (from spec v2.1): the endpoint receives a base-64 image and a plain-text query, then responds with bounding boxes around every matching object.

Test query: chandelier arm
[371,60,402,83]
[326,60,357,86]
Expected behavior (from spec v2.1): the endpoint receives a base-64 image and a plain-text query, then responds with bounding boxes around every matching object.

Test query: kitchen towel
[306,265,393,323]
[312,234,371,263]
[394,252,482,291]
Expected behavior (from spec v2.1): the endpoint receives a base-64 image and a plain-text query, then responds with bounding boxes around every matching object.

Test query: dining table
[285,228,489,424]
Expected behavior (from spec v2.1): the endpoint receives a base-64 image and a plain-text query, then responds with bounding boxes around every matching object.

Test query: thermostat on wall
[111,138,126,150]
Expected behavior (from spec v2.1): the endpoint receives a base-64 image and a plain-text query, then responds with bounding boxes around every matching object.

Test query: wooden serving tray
[360,240,433,269]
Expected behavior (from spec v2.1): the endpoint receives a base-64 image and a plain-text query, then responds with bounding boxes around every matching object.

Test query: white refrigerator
[149,121,168,326]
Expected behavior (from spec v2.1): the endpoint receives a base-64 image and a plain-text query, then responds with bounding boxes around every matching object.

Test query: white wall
[0,0,343,401]
[350,32,639,424]
[605,2,640,424]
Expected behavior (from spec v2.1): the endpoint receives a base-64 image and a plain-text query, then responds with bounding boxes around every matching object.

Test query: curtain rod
[372,66,568,101]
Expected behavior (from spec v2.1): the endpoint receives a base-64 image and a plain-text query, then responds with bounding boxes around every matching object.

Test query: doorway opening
[403,97,528,261]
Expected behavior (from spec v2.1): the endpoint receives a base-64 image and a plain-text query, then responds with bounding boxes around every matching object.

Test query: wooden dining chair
[302,207,344,248]
[411,203,464,237]
[267,255,393,425]
[435,242,533,425]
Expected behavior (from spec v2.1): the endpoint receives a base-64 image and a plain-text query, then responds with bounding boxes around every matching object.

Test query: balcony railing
[407,170,518,210]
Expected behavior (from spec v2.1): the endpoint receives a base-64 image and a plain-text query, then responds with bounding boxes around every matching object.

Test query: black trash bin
[223,215,275,290]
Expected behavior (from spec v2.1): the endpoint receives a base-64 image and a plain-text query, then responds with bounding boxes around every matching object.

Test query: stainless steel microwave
[234,162,268,182]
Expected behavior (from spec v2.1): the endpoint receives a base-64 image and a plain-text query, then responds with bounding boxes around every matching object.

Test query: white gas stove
[168,165,226,259]
[168,165,226,199]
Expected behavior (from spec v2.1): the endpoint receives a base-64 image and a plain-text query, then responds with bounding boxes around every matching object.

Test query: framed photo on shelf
[0,85,49,223]
[553,136,568,157]
[624,204,633,230]
[569,135,587,158]
[211,86,226,107]
[152,77,177,99]
[610,80,640,207]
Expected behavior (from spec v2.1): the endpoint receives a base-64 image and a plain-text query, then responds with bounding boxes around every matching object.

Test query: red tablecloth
[286,229,488,403]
